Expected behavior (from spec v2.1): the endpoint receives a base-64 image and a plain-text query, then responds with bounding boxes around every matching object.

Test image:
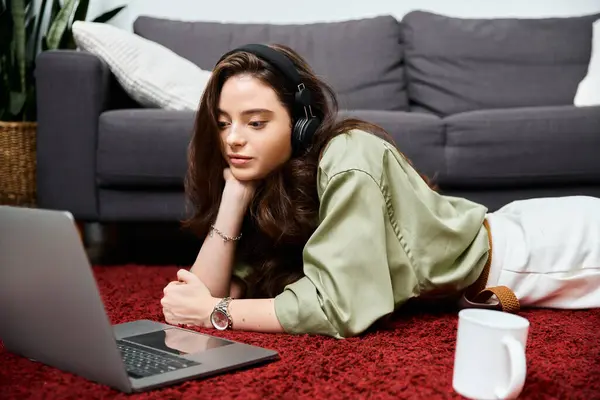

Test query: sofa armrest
[35,50,117,220]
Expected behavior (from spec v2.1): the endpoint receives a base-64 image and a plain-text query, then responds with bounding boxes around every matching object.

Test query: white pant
[485,196,600,309]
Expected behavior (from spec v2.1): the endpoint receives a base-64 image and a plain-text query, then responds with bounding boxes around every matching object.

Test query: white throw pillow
[574,19,600,107]
[72,21,212,111]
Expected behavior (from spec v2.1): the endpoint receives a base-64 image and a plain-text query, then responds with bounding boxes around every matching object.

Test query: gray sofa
[36,10,600,224]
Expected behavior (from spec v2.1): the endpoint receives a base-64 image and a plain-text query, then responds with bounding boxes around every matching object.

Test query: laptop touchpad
[124,328,233,355]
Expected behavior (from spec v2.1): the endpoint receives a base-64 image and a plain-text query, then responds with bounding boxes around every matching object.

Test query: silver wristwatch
[210,297,233,330]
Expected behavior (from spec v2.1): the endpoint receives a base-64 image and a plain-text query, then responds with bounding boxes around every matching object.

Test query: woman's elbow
[330,309,393,339]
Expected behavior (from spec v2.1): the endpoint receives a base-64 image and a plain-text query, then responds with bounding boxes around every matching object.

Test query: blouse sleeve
[232,261,253,283]
[230,260,254,296]
[273,170,414,338]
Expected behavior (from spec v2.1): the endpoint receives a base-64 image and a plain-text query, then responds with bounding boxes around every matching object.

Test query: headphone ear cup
[292,117,320,152]
[301,117,320,145]
[292,118,309,150]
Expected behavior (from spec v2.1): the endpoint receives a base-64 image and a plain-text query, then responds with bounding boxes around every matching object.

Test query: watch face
[211,310,229,330]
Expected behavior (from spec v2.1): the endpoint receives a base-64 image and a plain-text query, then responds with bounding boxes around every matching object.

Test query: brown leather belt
[461,219,521,313]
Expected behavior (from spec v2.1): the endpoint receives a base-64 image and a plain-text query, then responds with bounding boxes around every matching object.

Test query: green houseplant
[0,0,125,206]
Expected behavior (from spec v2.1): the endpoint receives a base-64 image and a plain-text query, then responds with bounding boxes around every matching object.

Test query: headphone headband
[217,44,313,107]
[220,44,303,88]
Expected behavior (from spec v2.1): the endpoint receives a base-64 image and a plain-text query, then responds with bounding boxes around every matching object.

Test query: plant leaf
[92,5,125,23]
[60,0,85,49]
[24,0,34,22]
[25,8,35,58]
[44,0,78,50]
[31,0,49,60]
[9,90,26,117]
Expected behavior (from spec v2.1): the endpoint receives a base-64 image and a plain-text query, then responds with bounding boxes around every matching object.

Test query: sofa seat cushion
[338,110,444,179]
[442,106,600,187]
[133,15,408,111]
[97,109,195,188]
[97,109,446,189]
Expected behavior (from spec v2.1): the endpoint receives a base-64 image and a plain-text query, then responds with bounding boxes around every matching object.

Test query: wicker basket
[0,121,37,207]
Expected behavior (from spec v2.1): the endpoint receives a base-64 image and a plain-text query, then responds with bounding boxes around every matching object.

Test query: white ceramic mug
[452,309,530,400]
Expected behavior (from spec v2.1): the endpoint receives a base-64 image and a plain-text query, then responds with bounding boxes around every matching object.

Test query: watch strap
[213,296,233,330]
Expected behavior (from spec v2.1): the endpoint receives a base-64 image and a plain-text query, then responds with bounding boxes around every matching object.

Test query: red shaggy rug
[1,265,599,399]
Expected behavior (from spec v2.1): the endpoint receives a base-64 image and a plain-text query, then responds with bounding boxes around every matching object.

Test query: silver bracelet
[209,224,242,242]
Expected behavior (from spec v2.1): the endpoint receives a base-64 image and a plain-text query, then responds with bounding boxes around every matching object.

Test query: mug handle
[495,336,527,399]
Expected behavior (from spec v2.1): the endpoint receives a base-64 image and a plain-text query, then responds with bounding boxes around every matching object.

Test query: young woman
[160,44,600,339]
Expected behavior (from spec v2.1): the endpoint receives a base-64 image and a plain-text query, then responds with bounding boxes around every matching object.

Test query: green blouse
[235,129,490,338]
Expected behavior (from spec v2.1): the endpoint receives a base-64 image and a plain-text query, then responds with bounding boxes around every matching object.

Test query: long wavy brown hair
[183,44,436,298]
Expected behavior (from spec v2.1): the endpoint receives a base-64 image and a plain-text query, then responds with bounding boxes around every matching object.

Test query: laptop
[0,206,279,393]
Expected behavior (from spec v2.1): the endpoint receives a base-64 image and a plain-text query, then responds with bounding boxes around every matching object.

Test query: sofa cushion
[97,109,195,188]
[133,15,408,111]
[442,106,600,187]
[338,110,444,179]
[402,11,600,116]
[72,21,212,111]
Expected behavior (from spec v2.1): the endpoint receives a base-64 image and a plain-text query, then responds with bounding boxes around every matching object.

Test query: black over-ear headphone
[216,44,321,153]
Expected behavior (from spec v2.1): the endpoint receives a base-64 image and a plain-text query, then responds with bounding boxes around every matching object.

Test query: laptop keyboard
[116,340,201,379]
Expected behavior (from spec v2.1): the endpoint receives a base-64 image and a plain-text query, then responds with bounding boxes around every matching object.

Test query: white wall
[93,0,600,31]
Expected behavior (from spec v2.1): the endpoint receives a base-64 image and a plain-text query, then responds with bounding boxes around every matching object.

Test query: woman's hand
[161,269,219,327]
[223,167,257,209]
